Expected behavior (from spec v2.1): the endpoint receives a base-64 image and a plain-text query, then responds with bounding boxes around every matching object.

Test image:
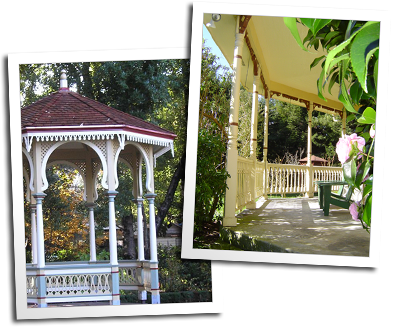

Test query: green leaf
[284,17,308,51]
[317,69,327,101]
[349,81,363,105]
[323,30,341,48]
[326,53,350,74]
[328,70,339,95]
[374,50,379,89]
[310,55,325,70]
[299,18,314,30]
[362,194,372,227]
[324,38,352,78]
[363,184,372,198]
[343,158,357,186]
[324,21,378,78]
[357,107,376,124]
[311,19,332,36]
[355,160,371,188]
[350,22,380,93]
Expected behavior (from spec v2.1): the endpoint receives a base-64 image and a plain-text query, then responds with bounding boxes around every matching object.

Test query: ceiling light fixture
[206,14,221,28]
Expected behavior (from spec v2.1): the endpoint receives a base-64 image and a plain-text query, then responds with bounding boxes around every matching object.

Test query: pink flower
[349,202,360,221]
[336,133,365,164]
[370,124,375,139]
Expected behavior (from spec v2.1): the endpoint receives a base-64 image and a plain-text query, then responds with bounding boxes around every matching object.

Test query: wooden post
[247,70,260,208]
[342,109,347,137]
[262,89,270,198]
[223,19,244,227]
[306,103,314,197]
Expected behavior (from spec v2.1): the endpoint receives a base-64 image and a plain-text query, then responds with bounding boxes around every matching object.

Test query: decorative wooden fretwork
[45,273,111,297]
[118,267,141,286]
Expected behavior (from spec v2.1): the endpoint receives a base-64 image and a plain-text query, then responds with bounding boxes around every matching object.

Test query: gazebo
[23,70,176,307]
[204,14,346,226]
[299,155,328,166]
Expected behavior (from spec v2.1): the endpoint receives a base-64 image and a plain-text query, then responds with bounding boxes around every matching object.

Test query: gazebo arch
[23,70,176,307]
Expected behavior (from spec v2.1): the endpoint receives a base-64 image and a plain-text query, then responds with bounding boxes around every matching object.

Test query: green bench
[315,181,353,216]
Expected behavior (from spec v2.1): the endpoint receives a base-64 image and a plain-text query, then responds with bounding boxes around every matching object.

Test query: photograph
[9,48,217,319]
[182,2,389,267]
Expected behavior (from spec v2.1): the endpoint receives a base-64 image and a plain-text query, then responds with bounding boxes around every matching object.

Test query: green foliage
[258,100,308,162]
[157,245,212,293]
[194,42,232,232]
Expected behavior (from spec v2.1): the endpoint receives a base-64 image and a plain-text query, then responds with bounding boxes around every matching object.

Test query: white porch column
[262,90,270,198]
[306,103,314,197]
[341,110,347,137]
[86,203,97,262]
[33,193,46,268]
[246,70,260,209]
[145,193,160,304]
[223,28,245,227]
[30,203,38,265]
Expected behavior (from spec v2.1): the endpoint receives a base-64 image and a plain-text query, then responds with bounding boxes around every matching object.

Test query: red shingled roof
[21,89,176,140]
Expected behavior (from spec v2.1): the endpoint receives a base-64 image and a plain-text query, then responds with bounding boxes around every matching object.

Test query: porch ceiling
[203,14,344,112]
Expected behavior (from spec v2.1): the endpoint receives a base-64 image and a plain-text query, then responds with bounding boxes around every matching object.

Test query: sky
[202,25,233,74]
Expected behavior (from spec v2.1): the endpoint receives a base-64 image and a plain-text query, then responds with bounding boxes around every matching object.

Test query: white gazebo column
[107,190,120,305]
[136,198,145,260]
[30,202,38,265]
[246,70,260,209]
[145,193,160,304]
[135,197,147,303]
[306,102,314,197]
[32,192,47,308]
[262,89,270,198]
[86,203,97,262]
[223,28,245,227]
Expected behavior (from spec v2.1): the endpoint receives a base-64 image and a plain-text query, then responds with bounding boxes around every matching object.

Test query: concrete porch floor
[227,197,370,256]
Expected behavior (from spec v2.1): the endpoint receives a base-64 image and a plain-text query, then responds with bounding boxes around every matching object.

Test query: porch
[221,197,370,256]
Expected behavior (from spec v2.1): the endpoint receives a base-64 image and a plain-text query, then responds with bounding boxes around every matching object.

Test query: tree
[193,42,232,235]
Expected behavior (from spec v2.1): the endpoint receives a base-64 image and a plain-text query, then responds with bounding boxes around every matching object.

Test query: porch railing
[236,156,343,211]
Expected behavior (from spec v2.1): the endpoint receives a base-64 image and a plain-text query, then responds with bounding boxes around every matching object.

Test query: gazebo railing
[26,260,154,305]
[236,156,343,211]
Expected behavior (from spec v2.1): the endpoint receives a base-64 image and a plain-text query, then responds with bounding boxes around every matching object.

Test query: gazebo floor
[223,197,370,256]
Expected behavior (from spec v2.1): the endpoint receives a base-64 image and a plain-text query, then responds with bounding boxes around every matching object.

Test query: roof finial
[59,69,68,91]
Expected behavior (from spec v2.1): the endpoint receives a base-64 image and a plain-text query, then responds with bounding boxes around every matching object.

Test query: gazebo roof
[204,14,344,114]
[21,71,176,157]
[21,89,176,140]
[299,155,328,163]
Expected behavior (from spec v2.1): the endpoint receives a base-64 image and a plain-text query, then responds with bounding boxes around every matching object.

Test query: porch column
[223,28,245,227]
[247,70,260,208]
[30,203,38,265]
[86,203,97,262]
[107,190,120,305]
[145,193,160,304]
[306,103,314,197]
[341,110,347,137]
[262,89,270,198]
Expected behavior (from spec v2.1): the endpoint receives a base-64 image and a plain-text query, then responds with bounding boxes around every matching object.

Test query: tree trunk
[121,215,136,259]
[155,152,186,232]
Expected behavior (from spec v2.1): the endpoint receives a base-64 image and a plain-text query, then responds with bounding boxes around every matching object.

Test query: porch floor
[229,197,370,256]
